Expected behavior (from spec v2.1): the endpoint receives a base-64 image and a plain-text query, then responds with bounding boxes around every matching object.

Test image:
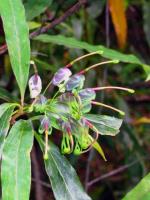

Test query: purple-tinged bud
[39,116,50,134]
[52,68,72,86]
[78,88,96,101]
[29,74,42,98]
[65,74,85,91]
[36,95,47,105]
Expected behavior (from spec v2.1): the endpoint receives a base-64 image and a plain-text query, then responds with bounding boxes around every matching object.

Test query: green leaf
[34,34,149,79]
[28,21,41,30]
[1,120,33,200]
[84,114,123,136]
[25,0,53,21]
[0,0,30,101]
[36,134,91,200]
[0,106,15,156]
[0,103,17,118]
[0,87,18,102]
[88,135,107,161]
[123,173,150,200]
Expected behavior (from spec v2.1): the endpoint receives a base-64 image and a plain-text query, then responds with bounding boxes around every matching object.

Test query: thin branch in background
[87,157,150,189]
[0,0,87,55]
[85,149,95,192]
[32,178,51,189]
[85,1,111,192]
[31,145,44,200]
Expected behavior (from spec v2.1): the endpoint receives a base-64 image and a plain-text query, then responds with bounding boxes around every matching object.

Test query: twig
[32,178,51,189]
[31,145,44,200]
[85,149,95,192]
[0,0,87,54]
[87,158,148,188]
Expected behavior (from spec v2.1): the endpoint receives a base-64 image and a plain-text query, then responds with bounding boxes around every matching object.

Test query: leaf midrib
[15,126,23,200]
[9,0,22,89]
[49,150,75,200]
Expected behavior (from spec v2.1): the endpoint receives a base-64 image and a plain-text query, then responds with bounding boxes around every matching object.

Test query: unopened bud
[52,68,72,86]
[65,74,85,91]
[29,75,42,98]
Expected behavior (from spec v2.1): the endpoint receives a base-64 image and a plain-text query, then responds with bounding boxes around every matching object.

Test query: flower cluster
[28,55,134,159]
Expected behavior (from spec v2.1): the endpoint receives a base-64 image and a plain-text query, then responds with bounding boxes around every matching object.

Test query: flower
[52,68,72,86]
[38,116,51,134]
[65,74,85,91]
[34,95,48,113]
[78,88,96,101]
[29,74,42,98]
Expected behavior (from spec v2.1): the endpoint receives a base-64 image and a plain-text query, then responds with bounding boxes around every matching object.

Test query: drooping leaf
[0,87,18,102]
[84,114,123,136]
[24,0,53,21]
[34,34,150,79]
[108,0,127,49]
[36,134,91,200]
[0,0,30,102]
[0,106,15,156]
[123,173,150,200]
[1,120,33,200]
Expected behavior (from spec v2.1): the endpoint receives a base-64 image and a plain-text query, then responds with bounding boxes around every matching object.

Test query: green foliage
[0,0,30,101]
[1,120,33,200]
[123,173,150,200]
[25,0,53,21]
[0,105,15,156]
[36,134,91,200]
[85,114,122,136]
[35,34,150,79]
[0,103,16,117]
[0,87,18,102]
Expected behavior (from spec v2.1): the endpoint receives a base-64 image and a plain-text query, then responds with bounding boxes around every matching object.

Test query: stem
[92,101,125,115]
[11,106,24,124]
[78,60,119,74]
[30,60,38,74]
[66,51,103,67]
[93,86,135,93]
[44,130,49,160]
[21,96,24,107]
[67,130,74,153]
[42,80,52,95]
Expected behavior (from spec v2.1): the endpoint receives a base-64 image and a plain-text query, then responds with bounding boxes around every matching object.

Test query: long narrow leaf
[123,173,150,200]
[0,103,17,118]
[0,0,30,102]
[36,134,91,200]
[0,106,15,156]
[0,87,18,102]
[34,34,150,80]
[1,120,33,200]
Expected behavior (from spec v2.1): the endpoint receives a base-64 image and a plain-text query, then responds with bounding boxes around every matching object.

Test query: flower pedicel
[28,52,135,159]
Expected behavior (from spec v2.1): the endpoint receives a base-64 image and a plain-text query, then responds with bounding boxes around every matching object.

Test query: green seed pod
[73,138,82,155]
[61,134,71,154]
[80,136,90,149]
[38,125,45,134]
